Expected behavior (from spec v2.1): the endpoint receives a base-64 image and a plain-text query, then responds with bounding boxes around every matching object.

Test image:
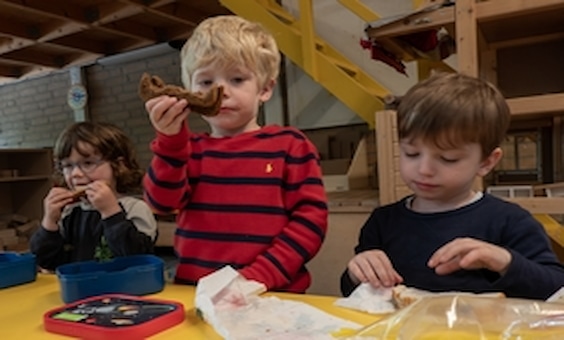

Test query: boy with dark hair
[341,72,564,300]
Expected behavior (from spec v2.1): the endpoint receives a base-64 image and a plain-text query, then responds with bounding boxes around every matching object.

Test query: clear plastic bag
[335,296,564,339]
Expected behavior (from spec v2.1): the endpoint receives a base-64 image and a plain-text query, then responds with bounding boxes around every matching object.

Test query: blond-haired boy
[144,16,327,293]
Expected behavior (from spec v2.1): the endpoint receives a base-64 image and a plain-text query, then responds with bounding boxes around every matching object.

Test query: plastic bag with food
[334,295,564,339]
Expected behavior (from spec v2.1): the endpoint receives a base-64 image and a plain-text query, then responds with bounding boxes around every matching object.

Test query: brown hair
[397,72,510,158]
[53,122,143,194]
[180,15,280,90]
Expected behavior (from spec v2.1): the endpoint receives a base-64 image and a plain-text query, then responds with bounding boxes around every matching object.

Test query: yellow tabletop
[0,274,378,339]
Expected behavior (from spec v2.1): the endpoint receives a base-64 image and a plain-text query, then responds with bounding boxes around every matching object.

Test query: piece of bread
[138,72,223,116]
[392,285,429,309]
[392,284,505,309]
[71,185,88,200]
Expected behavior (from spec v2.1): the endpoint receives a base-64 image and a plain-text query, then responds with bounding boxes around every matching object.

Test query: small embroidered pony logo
[265,163,274,173]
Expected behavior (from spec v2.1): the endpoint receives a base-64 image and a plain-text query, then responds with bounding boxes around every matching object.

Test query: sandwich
[138,72,223,116]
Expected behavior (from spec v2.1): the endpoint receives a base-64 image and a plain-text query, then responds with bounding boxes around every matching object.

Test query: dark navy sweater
[341,194,564,300]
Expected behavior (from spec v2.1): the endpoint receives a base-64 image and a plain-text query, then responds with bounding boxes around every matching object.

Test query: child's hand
[347,250,403,288]
[41,187,75,231]
[85,180,121,219]
[145,95,190,136]
[428,237,512,275]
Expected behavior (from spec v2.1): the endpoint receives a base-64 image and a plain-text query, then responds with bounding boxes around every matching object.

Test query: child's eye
[403,152,419,158]
[441,157,459,163]
[198,80,213,87]
[231,77,245,84]
[82,160,96,167]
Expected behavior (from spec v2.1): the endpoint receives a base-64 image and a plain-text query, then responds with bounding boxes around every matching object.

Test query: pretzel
[138,72,223,116]
[71,185,88,200]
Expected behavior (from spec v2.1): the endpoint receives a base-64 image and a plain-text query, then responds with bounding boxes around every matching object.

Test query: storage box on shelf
[0,148,52,251]
[321,137,371,192]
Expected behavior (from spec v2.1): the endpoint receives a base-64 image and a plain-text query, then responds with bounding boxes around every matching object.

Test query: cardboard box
[321,137,370,192]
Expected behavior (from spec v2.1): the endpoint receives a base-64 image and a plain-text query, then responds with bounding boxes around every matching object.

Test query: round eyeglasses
[59,159,106,174]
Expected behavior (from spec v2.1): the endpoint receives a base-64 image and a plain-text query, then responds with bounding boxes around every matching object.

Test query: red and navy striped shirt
[144,125,327,292]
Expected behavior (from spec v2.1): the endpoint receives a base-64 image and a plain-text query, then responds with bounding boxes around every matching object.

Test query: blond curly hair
[180,15,280,90]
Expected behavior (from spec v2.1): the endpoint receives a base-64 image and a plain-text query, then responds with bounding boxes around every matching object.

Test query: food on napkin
[335,284,505,314]
[392,285,505,308]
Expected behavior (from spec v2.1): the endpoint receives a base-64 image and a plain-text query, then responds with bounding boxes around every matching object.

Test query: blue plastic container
[56,254,165,303]
[0,252,37,289]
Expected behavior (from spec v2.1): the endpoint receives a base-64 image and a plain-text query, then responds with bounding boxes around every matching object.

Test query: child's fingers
[433,256,463,275]
[349,251,401,288]
[428,238,470,268]
[371,256,402,287]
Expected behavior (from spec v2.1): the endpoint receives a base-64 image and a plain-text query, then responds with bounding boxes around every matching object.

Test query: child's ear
[477,147,503,177]
[259,79,276,102]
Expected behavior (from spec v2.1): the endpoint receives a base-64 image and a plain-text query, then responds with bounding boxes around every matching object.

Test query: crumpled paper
[547,287,564,304]
[195,266,361,340]
[334,283,396,314]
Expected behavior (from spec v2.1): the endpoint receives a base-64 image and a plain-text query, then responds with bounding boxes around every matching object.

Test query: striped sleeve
[143,126,191,214]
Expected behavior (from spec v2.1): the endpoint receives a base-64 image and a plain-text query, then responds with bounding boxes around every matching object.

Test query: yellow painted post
[299,0,317,80]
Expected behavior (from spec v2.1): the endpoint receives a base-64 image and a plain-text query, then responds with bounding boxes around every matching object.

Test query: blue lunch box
[0,252,37,289]
[56,254,165,303]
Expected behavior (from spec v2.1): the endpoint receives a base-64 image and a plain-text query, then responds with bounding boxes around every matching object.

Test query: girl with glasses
[30,122,157,270]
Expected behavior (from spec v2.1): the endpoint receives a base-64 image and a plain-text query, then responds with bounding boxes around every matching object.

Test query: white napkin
[334,283,396,314]
[195,266,361,339]
[195,266,266,337]
[547,286,564,304]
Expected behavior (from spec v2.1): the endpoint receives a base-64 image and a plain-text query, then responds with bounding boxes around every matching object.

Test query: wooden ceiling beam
[1,49,65,68]
[0,0,229,84]
[103,20,161,42]
[1,0,91,23]
[0,36,34,54]
[0,64,24,78]
[47,35,108,55]
[90,2,145,25]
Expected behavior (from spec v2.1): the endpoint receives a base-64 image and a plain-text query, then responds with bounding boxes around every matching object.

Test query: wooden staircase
[220,0,391,128]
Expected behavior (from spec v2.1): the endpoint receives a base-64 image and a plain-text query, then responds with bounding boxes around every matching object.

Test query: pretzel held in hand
[138,73,223,116]
[71,185,88,201]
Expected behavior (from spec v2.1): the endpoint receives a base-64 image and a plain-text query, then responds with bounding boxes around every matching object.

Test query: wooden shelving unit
[365,0,564,117]
[0,149,53,221]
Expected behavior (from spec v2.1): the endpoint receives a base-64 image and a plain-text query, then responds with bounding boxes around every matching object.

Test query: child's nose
[70,165,85,176]
[215,80,230,97]
[417,157,435,175]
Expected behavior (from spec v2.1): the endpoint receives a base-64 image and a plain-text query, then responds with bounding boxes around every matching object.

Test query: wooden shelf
[507,93,564,117]
[0,149,53,220]
[365,0,564,118]
[366,6,454,40]
[366,0,564,48]
[0,175,51,183]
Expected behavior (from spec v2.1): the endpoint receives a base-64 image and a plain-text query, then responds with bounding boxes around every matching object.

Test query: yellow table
[0,274,377,339]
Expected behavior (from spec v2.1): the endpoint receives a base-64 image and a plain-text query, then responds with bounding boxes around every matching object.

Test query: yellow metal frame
[338,0,380,22]
[534,214,564,262]
[220,0,391,127]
